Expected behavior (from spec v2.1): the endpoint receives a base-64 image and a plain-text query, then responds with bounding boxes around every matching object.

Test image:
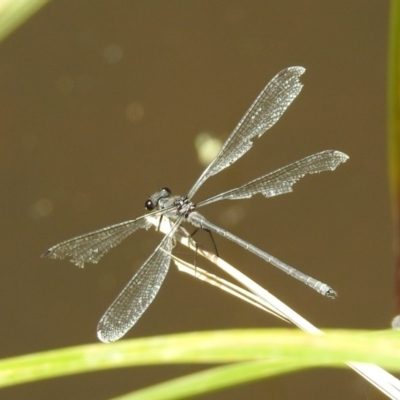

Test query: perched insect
[43,67,348,342]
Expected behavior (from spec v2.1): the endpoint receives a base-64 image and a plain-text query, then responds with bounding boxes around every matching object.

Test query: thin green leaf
[0,329,399,390]
[0,0,49,43]
[111,359,317,400]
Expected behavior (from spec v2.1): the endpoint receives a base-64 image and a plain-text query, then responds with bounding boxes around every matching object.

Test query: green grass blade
[0,0,49,43]
[111,359,317,400]
[388,0,400,315]
[0,329,399,390]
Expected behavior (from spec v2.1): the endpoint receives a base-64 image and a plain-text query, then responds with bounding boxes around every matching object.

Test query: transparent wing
[97,220,179,343]
[197,151,349,207]
[42,215,153,268]
[188,66,305,198]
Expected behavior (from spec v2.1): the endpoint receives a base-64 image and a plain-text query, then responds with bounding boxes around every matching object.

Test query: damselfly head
[145,187,171,210]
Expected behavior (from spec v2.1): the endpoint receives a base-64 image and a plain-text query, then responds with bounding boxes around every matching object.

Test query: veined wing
[97,218,180,343]
[197,151,349,207]
[188,67,305,198]
[42,215,154,268]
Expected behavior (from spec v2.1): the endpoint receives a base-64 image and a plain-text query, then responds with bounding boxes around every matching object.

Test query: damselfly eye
[145,199,155,210]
